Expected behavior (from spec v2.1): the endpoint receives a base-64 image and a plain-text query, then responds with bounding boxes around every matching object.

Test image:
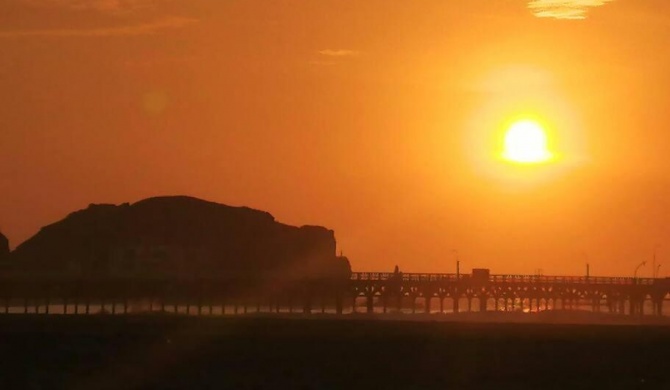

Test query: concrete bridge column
[467,297,472,312]
[366,295,374,314]
[335,291,343,315]
[439,297,444,314]
[425,297,432,314]
[303,294,312,314]
[479,296,487,312]
[453,296,459,314]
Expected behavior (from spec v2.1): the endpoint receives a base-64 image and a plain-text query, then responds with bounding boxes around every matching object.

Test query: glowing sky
[2,0,670,276]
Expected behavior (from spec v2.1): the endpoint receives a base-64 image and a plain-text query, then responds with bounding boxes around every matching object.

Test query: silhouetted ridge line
[0,231,8,263]
[4,196,351,280]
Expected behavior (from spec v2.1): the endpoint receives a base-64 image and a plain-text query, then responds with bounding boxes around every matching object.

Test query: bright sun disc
[502,120,552,163]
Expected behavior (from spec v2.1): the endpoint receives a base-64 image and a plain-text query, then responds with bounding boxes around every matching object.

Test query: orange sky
[2,0,670,276]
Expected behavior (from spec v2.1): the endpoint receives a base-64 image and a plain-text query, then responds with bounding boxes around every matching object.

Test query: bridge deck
[351,272,661,285]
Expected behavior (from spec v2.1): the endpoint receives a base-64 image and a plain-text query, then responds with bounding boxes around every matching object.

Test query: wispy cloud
[318,49,359,57]
[0,16,197,38]
[20,0,157,14]
[528,0,614,20]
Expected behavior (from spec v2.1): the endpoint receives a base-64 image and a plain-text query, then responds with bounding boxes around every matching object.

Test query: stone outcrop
[6,196,351,280]
[0,232,8,263]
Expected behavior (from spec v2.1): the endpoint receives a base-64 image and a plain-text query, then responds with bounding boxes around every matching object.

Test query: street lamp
[653,245,660,278]
[634,261,646,280]
[452,249,460,280]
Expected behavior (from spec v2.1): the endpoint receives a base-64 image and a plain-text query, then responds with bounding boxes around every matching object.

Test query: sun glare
[502,120,552,163]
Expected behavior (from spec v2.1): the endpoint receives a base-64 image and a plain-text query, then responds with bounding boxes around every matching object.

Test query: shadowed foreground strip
[0,315,668,389]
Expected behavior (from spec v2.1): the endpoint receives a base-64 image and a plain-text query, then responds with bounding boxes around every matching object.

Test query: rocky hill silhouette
[4,196,351,280]
[0,232,8,263]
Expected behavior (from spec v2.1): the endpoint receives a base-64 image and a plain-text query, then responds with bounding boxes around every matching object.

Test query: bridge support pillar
[303,295,312,314]
[366,295,374,314]
[425,297,431,314]
[335,292,343,315]
[453,297,459,314]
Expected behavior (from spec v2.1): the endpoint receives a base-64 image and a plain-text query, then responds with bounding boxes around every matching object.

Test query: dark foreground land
[1,315,669,390]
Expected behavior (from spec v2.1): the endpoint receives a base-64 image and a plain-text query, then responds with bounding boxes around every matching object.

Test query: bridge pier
[335,292,343,315]
[303,295,312,314]
[425,297,432,314]
[366,295,374,314]
[453,297,459,314]
[479,296,487,312]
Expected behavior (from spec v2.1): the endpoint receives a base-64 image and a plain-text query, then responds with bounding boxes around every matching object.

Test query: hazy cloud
[318,49,359,57]
[528,0,614,20]
[0,16,197,38]
[20,0,158,14]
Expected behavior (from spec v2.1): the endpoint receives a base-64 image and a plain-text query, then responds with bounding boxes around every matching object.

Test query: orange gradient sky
[2,0,670,276]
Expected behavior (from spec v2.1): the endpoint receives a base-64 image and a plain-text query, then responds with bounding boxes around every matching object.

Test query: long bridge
[0,269,668,317]
[350,271,669,316]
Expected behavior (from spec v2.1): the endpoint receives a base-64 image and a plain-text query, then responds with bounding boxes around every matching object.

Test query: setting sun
[502,120,552,163]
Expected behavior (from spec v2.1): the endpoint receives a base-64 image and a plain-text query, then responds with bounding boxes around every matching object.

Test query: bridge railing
[350,272,458,282]
[488,275,656,285]
[350,272,658,285]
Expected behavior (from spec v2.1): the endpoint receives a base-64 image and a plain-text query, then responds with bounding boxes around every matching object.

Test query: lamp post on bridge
[452,249,460,280]
[653,245,660,278]
[582,252,590,282]
[634,261,646,283]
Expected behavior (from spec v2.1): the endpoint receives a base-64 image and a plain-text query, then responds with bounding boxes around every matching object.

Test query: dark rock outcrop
[6,196,351,280]
[0,232,8,263]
